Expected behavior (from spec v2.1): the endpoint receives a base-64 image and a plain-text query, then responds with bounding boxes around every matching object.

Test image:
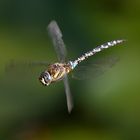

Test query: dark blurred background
[0,0,140,140]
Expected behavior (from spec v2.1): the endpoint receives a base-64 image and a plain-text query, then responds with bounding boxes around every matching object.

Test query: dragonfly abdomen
[70,40,125,69]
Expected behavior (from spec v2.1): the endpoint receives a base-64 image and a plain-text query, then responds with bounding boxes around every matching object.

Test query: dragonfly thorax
[39,63,72,86]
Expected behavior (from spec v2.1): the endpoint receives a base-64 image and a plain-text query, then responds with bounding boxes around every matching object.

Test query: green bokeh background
[0,0,140,140]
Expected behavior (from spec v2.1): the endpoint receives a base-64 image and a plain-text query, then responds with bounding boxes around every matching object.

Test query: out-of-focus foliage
[0,0,140,139]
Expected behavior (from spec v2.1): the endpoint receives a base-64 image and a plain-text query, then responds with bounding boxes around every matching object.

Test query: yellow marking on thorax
[53,70,61,79]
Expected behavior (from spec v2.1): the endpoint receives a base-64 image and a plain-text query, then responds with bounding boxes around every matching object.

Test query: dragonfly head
[39,71,52,86]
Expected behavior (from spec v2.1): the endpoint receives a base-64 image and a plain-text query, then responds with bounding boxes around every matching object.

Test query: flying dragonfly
[39,20,125,113]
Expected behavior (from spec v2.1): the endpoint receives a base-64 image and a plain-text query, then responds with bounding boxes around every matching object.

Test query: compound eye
[39,71,51,86]
[42,72,51,82]
[44,75,50,81]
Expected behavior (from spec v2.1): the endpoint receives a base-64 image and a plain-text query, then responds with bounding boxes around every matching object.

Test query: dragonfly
[39,20,125,113]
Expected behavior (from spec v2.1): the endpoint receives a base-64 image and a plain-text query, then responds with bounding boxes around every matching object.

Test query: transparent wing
[72,56,119,80]
[47,20,67,63]
[5,60,50,80]
[63,75,73,113]
[5,60,50,71]
[47,20,73,113]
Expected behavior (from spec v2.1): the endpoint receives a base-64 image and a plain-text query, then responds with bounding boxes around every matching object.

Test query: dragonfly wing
[63,74,73,113]
[72,56,119,80]
[5,60,50,72]
[47,20,73,113]
[47,20,67,62]
[5,60,50,80]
